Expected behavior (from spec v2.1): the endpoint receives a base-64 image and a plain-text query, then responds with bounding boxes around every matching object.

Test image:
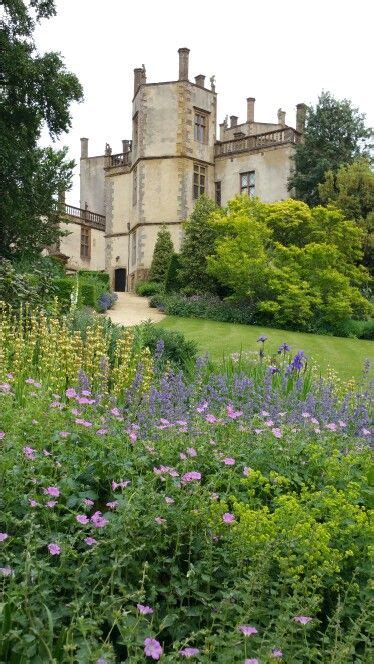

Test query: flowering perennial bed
[0,350,373,662]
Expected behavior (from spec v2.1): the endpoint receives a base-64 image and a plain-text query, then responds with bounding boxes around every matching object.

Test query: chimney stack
[230,115,238,128]
[195,74,205,88]
[247,97,255,123]
[178,47,190,80]
[133,67,144,96]
[277,108,286,125]
[80,137,88,158]
[122,139,130,153]
[296,103,307,133]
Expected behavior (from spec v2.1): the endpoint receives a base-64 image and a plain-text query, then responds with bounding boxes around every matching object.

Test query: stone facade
[62,48,305,290]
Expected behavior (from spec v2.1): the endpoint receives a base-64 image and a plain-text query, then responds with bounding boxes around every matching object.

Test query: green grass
[157,316,374,379]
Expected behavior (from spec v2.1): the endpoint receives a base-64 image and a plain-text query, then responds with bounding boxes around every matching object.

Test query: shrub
[78,270,110,287]
[136,281,163,297]
[52,276,74,308]
[96,291,118,313]
[148,225,174,283]
[78,281,97,308]
[134,322,197,371]
[165,253,182,292]
[149,292,257,325]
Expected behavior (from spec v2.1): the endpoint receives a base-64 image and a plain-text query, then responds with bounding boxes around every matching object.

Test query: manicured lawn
[158,316,374,379]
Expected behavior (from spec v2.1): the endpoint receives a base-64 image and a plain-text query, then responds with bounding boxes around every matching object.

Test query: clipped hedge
[135,281,163,297]
[52,277,75,308]
[78,270,110,288]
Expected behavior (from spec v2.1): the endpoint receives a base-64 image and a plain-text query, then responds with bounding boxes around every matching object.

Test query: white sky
[36,0,374,207]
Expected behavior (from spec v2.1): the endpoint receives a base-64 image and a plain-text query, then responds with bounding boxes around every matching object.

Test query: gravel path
[105,292,165,327]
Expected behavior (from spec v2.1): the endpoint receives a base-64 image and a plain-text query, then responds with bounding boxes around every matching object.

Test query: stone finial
[278,108,286,125]
[230,115,238,128]
[178,47,190,80]
[105,143,112,156]
[80,137,88,158]
[210,74,216,92]
[247,97,255,123]
[296,103,308,133]
[195,74,205,88]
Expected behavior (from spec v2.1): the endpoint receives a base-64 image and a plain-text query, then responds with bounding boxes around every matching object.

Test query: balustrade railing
[215,127,301,157]
[107,151,132,168]
[63,204,106,231]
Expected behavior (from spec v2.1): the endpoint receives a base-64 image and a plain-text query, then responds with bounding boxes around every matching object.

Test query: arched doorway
[114,268,126,292]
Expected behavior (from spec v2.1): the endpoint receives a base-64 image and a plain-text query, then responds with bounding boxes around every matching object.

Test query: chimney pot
[195,74,205,88]
[296,103,307,133]
[230,115,238,128]
[122,139,130,153]
[178,47,190,80]
[247,97,255,123]
[80,137,88,158]
[277,108,286,125]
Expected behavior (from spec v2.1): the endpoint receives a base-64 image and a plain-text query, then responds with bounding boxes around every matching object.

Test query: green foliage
[78,281,96,309]
[52,277,74,309]
[78,270,110,287]
[165,253,182,292]
[206,197,372,333]
[319,158,374,271]
[148,225,174,283]
[178,196,220,294]
[0,0,83,258]
[135,281,163,297]
[288,91,373,206]
[134,322,198,371]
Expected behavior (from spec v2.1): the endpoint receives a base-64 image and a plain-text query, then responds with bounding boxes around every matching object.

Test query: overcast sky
[36,0,373,207]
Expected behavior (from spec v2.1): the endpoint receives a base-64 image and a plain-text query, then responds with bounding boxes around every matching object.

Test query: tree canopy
[0,0,83,258]
[206,196,371,332]
[319,158,374,271]
[288,91,372,207]
[148,226,174,283]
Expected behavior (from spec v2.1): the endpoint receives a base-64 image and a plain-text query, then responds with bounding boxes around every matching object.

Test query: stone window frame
[215,181,222,207]
[240,170,255,197]
[194,108,209,144]
[133,166,137,206]
[80,225,91,259]
[193,163,206,200]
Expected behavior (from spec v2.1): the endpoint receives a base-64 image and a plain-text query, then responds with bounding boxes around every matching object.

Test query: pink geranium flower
[84,537,97,546]
[23,446,36,460]
[0,533,9,541]
[239,625,258,636]
[165,496,174,504]
[44,486,59,497]
[46,501,57,508]
[294,615,312,624]
[181,471,201,485]
[144,637,163,660]
[0,566,13,576]
[137,603,154,615]
[0,431,5,439]
[180,647,200,657]
[91,511,108,528]
[245,660,259,664]
[272,648,283,657]
[222,513,235,524]
[47,543,60,555]
[223,457,235,465]
[76,514,89,525]
[155,516,166,525]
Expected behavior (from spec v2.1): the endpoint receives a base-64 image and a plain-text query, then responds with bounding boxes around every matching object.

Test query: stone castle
[55,48,306,291]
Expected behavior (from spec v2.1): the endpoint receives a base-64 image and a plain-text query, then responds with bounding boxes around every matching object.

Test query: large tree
[319,158,374,270]
[0,0,83,258]
[288,91,372,207]
[148,225,174,283]
[178,195,219,294]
